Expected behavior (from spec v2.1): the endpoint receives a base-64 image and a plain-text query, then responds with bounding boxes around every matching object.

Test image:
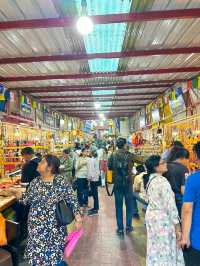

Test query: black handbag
[56,200,75,226]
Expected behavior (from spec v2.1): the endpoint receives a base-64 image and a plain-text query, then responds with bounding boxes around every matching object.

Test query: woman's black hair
[136,164,145,174]
[172,140,184,148]
[21,147,34,156]
[167,146,189,162]
[44,154,60,175]
[116,137,126,149]
[143,155,161,189]
[91,150,98,158]
[63,148,71,155]
[193,142,200,160]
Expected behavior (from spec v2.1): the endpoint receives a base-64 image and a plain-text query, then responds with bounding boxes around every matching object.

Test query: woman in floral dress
[17,154,82,266]
[144,155,185,266]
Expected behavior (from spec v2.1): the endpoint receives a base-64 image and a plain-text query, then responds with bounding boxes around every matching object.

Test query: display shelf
[3,145,49,150]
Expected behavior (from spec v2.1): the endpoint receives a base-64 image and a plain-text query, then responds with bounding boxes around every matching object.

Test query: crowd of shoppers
[5,137,200,266]
[131,140,200,266]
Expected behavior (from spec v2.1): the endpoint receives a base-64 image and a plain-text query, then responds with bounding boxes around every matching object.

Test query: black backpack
[114,153,130,186]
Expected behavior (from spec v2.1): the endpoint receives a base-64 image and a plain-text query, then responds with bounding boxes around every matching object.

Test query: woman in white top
[75,148,88,207]
[87,150,100,216]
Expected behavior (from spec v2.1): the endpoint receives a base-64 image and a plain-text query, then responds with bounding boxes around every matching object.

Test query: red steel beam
[17,80,180,92]
[51,103,144,107]
[22,84,171,94]
[1,67,199,82]
[41,97,155,103]
[39,92,158,100]
[0,9,199,31]
[1,47,200,64]
[62,110,138,113]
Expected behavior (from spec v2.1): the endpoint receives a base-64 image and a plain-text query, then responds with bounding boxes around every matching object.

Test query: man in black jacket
[108,138,134,236]
[21,147,40,183]
[16,147,40,240]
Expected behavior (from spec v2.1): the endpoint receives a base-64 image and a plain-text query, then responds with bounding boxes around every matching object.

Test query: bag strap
[146,175,157,193]
[105,182,114,197]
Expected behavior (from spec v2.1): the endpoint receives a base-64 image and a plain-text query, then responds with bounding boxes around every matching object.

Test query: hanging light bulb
[76,16,93,35]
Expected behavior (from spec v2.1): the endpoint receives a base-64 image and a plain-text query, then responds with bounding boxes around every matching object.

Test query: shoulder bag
[56,200,75,226]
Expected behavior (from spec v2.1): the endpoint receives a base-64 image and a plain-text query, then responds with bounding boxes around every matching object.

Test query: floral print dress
[20,175,80,266]
[145,174,185,266]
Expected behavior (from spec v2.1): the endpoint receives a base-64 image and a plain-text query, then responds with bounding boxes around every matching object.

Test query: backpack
[113,152,130,186]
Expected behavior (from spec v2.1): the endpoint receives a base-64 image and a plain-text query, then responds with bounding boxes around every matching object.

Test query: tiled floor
[68,188,146,266]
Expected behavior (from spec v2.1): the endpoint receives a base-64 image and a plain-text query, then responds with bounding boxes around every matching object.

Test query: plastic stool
[0,248,13,266]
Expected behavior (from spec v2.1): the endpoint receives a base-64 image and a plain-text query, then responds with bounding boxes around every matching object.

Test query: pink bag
[64,229,83,258]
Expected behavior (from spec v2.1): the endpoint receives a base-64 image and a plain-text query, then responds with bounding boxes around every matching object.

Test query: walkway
[68,188,146,266]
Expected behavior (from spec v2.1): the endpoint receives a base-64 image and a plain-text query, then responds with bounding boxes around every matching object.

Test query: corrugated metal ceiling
[0,0,199,117]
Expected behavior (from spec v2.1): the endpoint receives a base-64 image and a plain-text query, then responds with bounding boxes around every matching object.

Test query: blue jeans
[114,186,133,230]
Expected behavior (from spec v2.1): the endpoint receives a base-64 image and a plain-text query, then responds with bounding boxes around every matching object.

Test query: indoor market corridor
[68,189,146,266]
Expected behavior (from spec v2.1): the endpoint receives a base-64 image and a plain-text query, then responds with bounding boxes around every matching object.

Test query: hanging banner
[169,88,186,114]
[0,85,10,113]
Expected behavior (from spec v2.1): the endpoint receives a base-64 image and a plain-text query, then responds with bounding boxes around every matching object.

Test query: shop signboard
[9,91,20,115]
[169,88,186,115]
[83,120,92,133]
[20,95,35,120]
[43,107,55,128]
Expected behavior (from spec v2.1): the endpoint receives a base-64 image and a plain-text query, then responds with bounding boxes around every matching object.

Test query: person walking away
[21,147,40,184]
[108,137,134,236]
[165,146,189,217]
[87,151,100,216]
[107,145,114,158]
[75,148,89,208]
[99,147,108,187]
[60,148,73,183]
[181,142,200,266]
[145,155,184,266]
[11,154,82,266]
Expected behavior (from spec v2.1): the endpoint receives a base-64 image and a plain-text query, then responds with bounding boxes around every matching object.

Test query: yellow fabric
[107,170,113,184]
[0,213,7,246]
[0,94,5,101]
[198,77,200,89]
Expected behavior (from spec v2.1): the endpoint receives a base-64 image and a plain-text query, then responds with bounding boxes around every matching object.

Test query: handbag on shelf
[56,200,75,226]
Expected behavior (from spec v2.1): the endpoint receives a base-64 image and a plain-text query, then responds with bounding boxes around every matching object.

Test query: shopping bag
[106,170,113,184]
[64,229,83,258]
[0,213,7,246]
[106,170,114,197]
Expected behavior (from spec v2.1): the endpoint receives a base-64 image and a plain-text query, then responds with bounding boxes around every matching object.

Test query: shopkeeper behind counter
[21,147,40,184]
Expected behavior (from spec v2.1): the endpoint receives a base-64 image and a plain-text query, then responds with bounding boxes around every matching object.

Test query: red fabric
[100,160,107,172]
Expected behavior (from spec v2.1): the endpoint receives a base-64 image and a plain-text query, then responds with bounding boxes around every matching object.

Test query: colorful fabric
[145,174,184,266]
[0,85,10,112]
[20,175,80,266]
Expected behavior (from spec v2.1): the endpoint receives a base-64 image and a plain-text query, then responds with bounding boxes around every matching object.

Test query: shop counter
[0,196,16,212]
